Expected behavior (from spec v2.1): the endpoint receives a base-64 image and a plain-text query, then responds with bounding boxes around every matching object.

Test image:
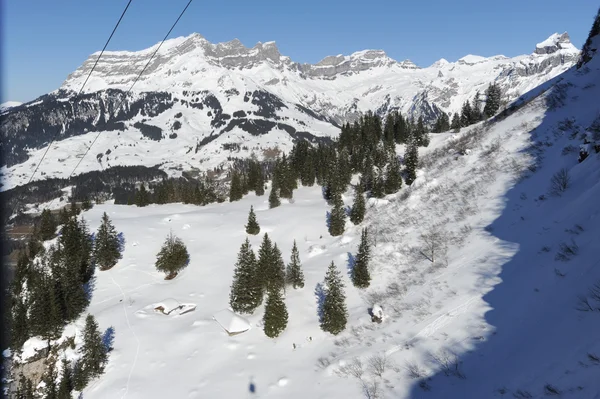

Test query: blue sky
[2,0,598,103]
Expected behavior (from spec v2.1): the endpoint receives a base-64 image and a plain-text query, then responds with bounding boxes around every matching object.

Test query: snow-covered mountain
[0,31,579,190]
[0,101,22,112]
[7,19,600,399]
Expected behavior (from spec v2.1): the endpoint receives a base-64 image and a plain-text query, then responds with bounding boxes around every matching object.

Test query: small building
[213,309,251,336]
[154,298,196,315]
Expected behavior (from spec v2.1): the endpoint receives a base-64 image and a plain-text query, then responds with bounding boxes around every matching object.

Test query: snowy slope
[0,101,22,112]
[23,40,597,399]
[0,31,578,190]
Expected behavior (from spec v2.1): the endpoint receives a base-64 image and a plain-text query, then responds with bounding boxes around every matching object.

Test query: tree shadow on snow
[102,326,115,353]
[407,67,600,398]
[346,252,356,278]
[315,282,326,323]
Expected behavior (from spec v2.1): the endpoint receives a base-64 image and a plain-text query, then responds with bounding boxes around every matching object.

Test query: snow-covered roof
[154,298,182,314]
[213,309,251,334]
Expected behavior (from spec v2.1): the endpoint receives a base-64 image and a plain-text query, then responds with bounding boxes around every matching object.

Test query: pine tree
[229,170,243,202]
[245,206,260,235]
[371,170,385,198]
[285,240,305,289]
[351,229,371,288]
[404,139,419,186]
[451,112,461,132]
[484,83,502,117]
[57,358,73,399]
[79,314,108,381]
[270,243,286,293]
[268,185,280,209]
[349,185,366,225]
[256,233,274,295]
[229,238,261,313]
[460,100,473,127]
[10,297,29,350]
[472,91,483,123]
[93,212,121,271]
[135,183,150,207]
[385,154,403,194]
[155,231,189,279]
[70,200,80,217]
[320,262,348,335]
[58,207,70,226]
[42,362,58,399]
[16,374,34,399]
[262,288,288,338]
[39,208,57,241]
[328,194,346,236]
[81,197,93,211]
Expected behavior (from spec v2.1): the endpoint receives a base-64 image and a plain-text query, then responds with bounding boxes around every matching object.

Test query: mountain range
[0,31,579,191]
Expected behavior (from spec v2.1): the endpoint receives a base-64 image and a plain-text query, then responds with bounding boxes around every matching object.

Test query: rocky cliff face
[0,31,579,189]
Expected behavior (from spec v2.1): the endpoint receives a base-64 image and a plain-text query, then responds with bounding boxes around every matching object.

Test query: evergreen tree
[385,154,403,194]
[483,83,502,118]
[256,233,274,295]
[414,116,430,147]
[451,112,461,132]
[229,170,243,202]
[155,231,189,279]
[268,185,280,209]
[58,207,70,226]
[93,212,121,271]
[285,240,304,289]
[245,206,260,235]
[16,374,34,399]
[79,314,108,381]
[70,200,80,217]
[351,229,371,288]
[10,297,29,350]
[229,238,261,313]
[81,197,93,211]
[349,185,366,225]
[371,169,386,198]
[135,183,150,207]
[472,91,483,122]
[320,262,348,335]
[460,100,473,127]
[328,194,346,236]
[270,243,286,293]
[262,288,288,338]
[57,358,73,399]
[404,138,419,186]
[39,208,57,241]
[42,362,58,399]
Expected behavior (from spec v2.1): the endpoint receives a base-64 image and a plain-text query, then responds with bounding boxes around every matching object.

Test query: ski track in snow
[108,270,141,399]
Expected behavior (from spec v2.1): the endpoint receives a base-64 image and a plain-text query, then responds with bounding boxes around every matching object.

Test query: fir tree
[57,358,73,399]
[320,262,348,335]
[460,100,473,127]
[70,200,80,217]
[229,238,261,314]
[10,297,29,350]
[79,314,108,381]
[155,231,189,279]
[58,207,70,226]
[229,170,243,202]
[451,112,461,132]
[135,183,150,207]
[285,240,305,289]
[42,362,58,399]
[256,233,274,295]
[371,170,386,198]
[484,83,502,117]
[262,288,288,338]
[39,208,57,241]
[404,139,419,186]
[93,212,121,271]
[16,374,34,399]
[328,194,346,236]
[81,197,93,211]
[351,229,371,288]
[472,91,483,122]
[385,154,403,194]
[245,206,260,235]
[268,186,280,209]
[270,243,286,294]
[349,185,366,225]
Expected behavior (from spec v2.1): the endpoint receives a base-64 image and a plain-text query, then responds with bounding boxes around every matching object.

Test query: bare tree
[336,357,365,379]
[368,353,393,377]
[549,168,571,196]
[404,360,426,379]
[361,379,382,399]
[419,227,448,263]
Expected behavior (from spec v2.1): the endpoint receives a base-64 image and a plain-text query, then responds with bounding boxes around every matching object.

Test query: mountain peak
[534,32,577,55]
